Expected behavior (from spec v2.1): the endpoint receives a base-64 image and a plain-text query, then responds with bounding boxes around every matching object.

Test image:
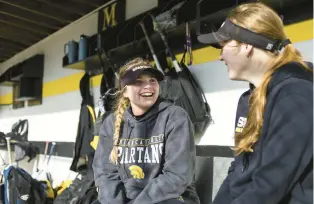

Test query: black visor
[198,19,291,52]
[120,65,164,87]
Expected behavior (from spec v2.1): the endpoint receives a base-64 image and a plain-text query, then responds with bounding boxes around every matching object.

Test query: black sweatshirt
[213,62,313,204]
[93,99,200,204]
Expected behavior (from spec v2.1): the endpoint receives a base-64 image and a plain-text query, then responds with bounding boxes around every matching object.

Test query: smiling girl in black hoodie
[92,58,200,204]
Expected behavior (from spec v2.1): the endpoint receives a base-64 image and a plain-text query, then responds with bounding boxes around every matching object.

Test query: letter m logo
[103,2,117,30]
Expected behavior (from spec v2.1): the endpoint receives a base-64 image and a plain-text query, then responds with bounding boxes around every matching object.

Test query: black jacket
[213,62,313,204]
[93,99,200,204]
[70,74,96,172]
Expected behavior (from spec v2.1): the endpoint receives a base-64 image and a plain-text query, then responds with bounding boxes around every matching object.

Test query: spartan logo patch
[129,165,145,179]
[235,116,247,133]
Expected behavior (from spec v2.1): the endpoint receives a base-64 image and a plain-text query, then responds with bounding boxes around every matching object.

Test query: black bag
[159,55,212,136]
[14,142,39,162]
[178,55,212,136]
[3,166,48,204]
[0,176,5,204]
[6,119,29,142]
[152,16,212,136]
[53,170,96,204]
[75,186,98,204]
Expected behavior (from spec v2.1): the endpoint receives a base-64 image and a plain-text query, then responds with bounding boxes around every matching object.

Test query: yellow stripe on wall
[177,19,314,65]
[43,72,85,97]
[285,20,313,43]
[0,72,103,104]
[0,92,13,105]
[0,19,313,105]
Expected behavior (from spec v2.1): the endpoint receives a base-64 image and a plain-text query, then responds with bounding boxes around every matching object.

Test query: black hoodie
[213,62,313,204]
[93,99,200,204]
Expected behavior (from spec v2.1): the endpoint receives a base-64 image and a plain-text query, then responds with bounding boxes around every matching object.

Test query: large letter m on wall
[103,2,117,30]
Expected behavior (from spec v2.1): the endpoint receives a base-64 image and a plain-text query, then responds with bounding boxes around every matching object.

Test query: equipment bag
[74,186,97,204]
[3,166,48,204]
[53,170,95,204]
[151,16,213,135]
[0,175,5,204]
[14,142,39,163]
[178,51,212,136]
[6,119,28,143]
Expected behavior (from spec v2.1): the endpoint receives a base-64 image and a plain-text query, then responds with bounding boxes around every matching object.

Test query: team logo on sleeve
[129,165,145,179]
[235,116,247,133]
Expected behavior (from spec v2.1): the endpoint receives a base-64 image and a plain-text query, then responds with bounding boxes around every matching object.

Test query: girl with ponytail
[199,2,313,204]
[93,57,200,204]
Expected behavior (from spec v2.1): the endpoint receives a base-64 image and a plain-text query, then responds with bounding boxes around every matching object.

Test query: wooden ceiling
[0,0,108,63]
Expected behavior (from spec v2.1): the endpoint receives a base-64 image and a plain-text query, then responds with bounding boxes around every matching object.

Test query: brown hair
[230,2,312,155]
[109,57,153,164]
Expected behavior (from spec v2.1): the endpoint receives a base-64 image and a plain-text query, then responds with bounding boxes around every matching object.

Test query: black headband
[198,19,291,52]
[120,65,164,87]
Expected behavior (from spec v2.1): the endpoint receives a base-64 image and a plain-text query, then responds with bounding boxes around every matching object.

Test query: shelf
[63,52,109,72]
[0,82,15,86]
[61,1,227,73]
[62,23,197,74]
[11,75,22,81]
[106,20,203,63]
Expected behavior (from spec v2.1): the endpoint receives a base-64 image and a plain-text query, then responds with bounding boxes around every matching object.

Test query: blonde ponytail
[109,95,129,164]
[232,3,312,155]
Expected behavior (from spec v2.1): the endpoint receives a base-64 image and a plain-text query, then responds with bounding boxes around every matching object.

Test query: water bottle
[64,40,78,64]
[78,35,88,61]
